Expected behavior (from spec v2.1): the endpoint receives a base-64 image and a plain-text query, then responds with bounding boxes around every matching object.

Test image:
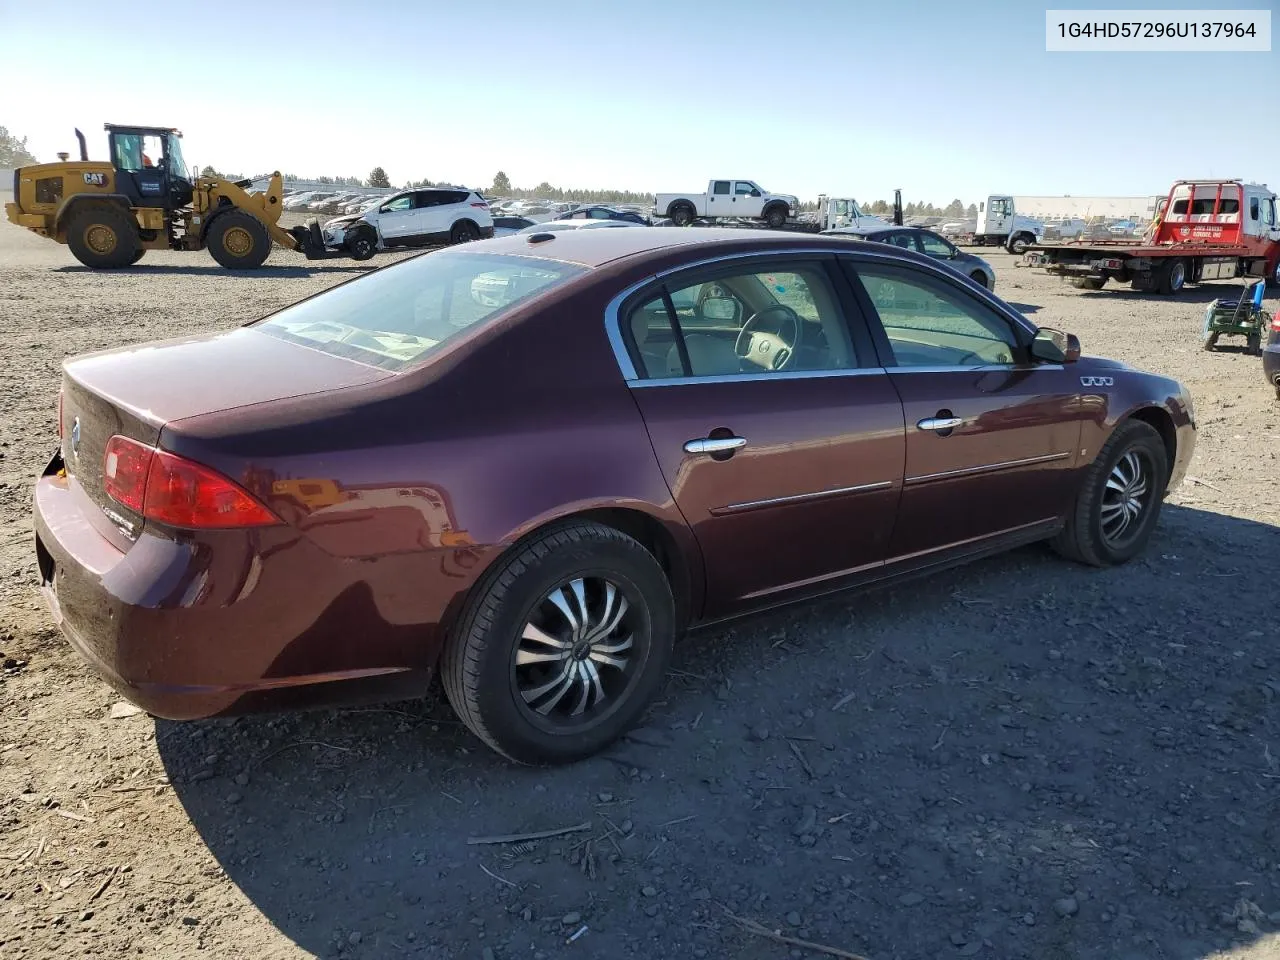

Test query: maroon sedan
[33,228,1196,763]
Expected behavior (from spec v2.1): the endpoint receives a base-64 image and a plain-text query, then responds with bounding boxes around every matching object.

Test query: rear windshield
[254,251,584,371]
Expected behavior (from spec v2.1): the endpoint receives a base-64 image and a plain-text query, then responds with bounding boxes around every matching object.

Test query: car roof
[474,226,884,268]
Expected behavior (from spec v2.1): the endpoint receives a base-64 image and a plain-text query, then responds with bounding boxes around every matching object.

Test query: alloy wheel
[1100,450,1152,546]
[514,576,639,726]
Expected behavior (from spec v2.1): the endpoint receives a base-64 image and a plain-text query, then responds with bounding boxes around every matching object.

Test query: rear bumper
[32,467,450,720]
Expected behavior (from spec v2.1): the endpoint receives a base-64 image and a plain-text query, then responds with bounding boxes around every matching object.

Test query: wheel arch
[666,199,695,217]
[1124,405,1177,485]
[200,200,262,243]
[54,194,133,234]
[489,502,701,633]
[451,216,481,235]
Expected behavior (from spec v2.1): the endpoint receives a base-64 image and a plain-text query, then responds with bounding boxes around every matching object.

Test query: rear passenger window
[627,296,679,379]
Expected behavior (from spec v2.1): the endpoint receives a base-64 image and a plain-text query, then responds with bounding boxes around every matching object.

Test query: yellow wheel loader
[4,125,345,270]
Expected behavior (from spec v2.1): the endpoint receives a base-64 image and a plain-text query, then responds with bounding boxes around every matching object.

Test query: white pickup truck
[654,179,799,228]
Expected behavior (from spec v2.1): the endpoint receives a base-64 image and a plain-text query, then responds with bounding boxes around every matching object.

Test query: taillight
[103,436,278,529]
[1272,315,1280,333]
[104,436,152,512]
[471,202,488,208]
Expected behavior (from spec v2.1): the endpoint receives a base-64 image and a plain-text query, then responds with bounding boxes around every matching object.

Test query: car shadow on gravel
[157,504,1279,960]
[1077,286,1260,305]
[51,265,377,277]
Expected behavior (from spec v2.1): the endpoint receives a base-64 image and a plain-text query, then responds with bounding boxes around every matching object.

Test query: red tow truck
[1024,179,1280,295]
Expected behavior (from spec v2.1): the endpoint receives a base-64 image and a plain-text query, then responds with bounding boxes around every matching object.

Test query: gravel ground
[1,201,1279,960]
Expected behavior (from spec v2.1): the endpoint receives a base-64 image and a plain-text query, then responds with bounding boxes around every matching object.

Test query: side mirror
[1031,328,1081,364]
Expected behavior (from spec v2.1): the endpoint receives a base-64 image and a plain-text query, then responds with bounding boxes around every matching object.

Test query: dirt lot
[1,201,1278,960]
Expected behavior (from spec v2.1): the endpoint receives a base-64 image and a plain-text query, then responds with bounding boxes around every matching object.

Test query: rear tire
[1157,258,1186,296]
[450,220,480,244]
[440,521,675,764]
[207,211,271,269]
[1051,420,1168,567]
[67,206,140,269]
[669,204,695,227]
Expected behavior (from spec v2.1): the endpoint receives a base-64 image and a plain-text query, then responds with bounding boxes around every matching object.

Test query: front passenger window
[623,265,857,379]
[852,264,1021,367]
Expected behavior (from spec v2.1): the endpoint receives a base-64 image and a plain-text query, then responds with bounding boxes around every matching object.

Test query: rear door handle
[684,436,746,455]
[916,417,964,432]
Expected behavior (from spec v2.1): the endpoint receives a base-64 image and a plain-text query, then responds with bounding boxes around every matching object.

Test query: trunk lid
[60,328,392,548]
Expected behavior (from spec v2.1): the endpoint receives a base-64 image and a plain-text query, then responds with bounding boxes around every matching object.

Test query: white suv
[322,188,494,259]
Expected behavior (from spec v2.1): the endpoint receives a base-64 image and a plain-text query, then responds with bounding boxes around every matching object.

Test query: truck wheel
[207,211,271,269]
[1269,258,1280,290]
[1007,233,1033,255]
[1158,259,1186,295]
[1070,277,1106,290]
[67,205,141,269]
[764,205,787,229]
[669,204,695,227]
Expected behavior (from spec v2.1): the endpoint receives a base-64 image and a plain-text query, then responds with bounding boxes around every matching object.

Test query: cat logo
[1080,376,1114,387]
[83,172,108,186]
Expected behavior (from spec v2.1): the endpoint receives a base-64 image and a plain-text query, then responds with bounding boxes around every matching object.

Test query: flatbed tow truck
[1023,179,1280,295]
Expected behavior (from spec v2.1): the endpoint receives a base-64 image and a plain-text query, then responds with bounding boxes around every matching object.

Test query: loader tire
[207,211,272,270]
[67,206,140,269]
[130,249,146,264]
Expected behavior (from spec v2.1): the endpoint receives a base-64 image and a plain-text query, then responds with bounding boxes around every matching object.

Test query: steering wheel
[734,304,802,371]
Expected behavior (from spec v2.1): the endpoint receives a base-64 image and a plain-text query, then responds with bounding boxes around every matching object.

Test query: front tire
[441,521,675,764]
[1051,420,1168,567]
[207,211,271,269]
[67,206,140,269]
[764,205,787,229]
[1007,233,1033,255]
[346,226,377,261]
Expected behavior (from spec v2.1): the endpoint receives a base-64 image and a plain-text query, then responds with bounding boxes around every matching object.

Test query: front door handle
[684,436,746,455]
[916,416,964,432]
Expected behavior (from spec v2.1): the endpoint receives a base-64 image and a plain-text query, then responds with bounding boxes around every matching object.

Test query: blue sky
[2,0,1275,203]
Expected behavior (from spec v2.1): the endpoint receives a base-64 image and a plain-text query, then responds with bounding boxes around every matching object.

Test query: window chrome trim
[905,451,1072,485]
[632,367,888,388]
[712,480,895,516]
[886,364,1064,375]
[603,246,1040,386]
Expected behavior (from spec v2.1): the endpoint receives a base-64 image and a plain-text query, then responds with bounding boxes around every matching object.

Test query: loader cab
[105,124,194,210]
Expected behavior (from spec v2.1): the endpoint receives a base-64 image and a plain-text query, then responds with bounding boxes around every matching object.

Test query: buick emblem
[70,417,81,458]
[1080,376,1114,387]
